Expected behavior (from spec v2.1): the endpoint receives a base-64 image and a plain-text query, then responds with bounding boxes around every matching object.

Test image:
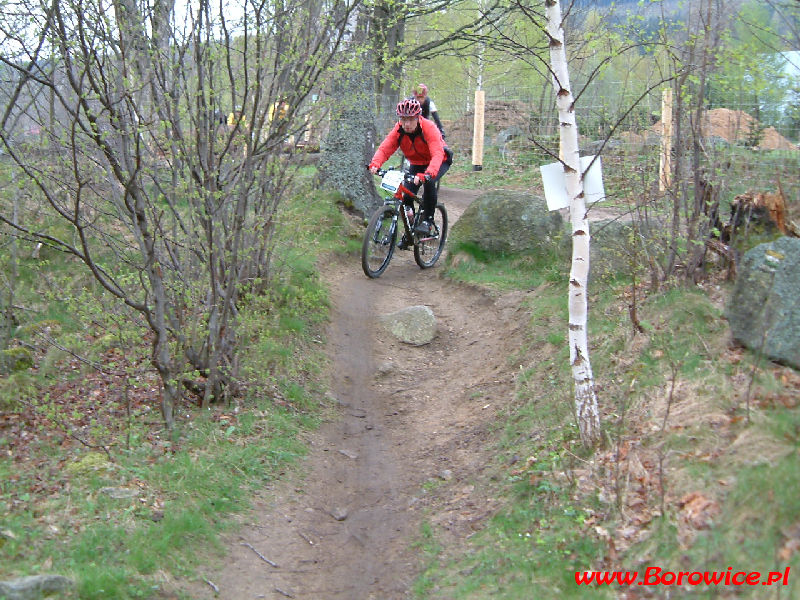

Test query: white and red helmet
[396,98,422,117]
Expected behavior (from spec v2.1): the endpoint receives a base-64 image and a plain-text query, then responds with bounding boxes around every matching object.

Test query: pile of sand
[444,100,531,151]
[654,107,797,151]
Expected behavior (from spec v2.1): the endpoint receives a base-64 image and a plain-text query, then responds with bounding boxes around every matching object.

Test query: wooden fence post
[472,89,485,171]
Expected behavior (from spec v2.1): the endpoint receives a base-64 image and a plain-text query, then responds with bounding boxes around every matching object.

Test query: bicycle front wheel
[414,203,448,269]
[362,205,398,278]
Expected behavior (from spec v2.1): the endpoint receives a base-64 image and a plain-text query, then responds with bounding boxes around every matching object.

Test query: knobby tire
[362,205,398,278]
[414,203,448,269]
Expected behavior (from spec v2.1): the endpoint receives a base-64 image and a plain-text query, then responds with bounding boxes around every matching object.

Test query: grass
[413,238,800,599]
[1,398,310,599]
[0,174,354,598]
[443,240,569,292]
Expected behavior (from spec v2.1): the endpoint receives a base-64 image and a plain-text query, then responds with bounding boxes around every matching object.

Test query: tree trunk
[545,0,600,447]
[319,5,381,216]
[685,0,715,282]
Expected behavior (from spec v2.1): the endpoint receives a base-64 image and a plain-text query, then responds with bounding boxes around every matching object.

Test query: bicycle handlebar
[366,165,428,184]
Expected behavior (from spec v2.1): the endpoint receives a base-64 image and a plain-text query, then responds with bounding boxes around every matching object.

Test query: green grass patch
[443,241,569,292]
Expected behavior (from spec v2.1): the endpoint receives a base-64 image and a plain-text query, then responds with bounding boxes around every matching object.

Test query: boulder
[726,237,800,369]
[379,305,437,346]
[589,219,634,282]
[589,218,665,283]
[0,575,75,600]
[449,190,563,254]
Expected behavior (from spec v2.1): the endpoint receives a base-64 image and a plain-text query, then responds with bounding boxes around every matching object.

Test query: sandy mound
[445,100,531,151]
[653,107,797,151]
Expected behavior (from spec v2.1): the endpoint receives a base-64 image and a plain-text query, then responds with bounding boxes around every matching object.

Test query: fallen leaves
[678,491,720,530]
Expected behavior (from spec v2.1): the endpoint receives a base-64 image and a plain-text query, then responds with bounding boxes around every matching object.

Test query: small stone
[99,487,139,499]
[376,362,394,376]
[330,508,349,521]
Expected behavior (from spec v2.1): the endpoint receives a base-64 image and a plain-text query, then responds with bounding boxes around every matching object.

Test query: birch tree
[544,0,600,446]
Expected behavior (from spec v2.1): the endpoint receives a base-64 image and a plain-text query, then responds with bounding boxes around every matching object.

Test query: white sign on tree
[540,156,606,212]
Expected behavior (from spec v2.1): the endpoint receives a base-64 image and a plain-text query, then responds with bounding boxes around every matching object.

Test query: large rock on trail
[726,237,800,369]
[379,305,437,346]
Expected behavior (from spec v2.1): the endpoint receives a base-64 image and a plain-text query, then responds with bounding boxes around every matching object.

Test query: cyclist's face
[399,116,418,133]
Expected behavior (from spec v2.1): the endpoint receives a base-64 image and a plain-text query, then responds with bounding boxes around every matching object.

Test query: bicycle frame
[376,168,428,244]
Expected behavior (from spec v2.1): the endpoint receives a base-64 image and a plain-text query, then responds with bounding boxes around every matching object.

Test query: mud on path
[181,187,534,599]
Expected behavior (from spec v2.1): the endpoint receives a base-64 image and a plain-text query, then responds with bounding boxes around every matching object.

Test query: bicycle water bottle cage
[380,170,404,193]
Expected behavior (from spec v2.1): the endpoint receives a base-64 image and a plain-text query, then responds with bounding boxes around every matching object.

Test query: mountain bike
[361,167,448,279]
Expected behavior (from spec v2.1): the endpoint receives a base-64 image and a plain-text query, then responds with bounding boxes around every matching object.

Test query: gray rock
[581,139,622,154]
[99,487,139,499]
[330,507,349,521]
[727,237,800,369]
[375,362,394,376]
[449,190,563,254]
[588,219,634,281]
[495,126,525,147]
[380,305,437,346]
[0,575,74,600]
[589,218,667,283]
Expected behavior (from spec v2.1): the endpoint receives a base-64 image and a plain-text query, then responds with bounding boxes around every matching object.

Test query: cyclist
[412,84,445,139]
[369,98,450,238]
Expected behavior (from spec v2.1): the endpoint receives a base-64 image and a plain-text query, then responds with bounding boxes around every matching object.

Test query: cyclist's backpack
[397,124,454,166]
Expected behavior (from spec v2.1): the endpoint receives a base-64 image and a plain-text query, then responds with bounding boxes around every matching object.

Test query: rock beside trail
[449,190,563,254]
[0,575,75,600]
[379,305,437,346]
[727,237,800,369]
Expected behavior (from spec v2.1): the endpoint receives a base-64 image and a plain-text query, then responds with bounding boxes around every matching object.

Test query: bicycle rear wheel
[362,205,398,278]
[414,203,448,269]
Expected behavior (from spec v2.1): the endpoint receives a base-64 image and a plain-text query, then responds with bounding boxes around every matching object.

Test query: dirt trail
[180,187,534,599]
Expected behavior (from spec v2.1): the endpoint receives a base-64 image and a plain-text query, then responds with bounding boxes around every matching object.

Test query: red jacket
[369,117,446,179]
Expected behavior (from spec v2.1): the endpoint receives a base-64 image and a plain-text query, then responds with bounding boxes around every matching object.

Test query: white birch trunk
[545,0,600,445]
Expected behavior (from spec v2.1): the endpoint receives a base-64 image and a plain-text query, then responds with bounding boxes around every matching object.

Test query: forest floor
[178,187,546,599]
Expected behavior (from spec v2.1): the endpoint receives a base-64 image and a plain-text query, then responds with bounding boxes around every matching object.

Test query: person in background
[412,84,445,140]
[227,105,246,129]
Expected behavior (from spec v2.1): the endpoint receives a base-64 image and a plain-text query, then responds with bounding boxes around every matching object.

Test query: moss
[66,452,114,477]
[0,346,34,374]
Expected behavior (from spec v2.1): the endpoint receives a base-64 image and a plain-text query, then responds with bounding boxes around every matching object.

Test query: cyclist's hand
[369,165,379,174]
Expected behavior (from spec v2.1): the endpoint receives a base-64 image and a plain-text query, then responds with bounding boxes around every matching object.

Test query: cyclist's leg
[405,164,427,215]
[434,160,450,182]
[431,160,450,201]
[421,161,449,220]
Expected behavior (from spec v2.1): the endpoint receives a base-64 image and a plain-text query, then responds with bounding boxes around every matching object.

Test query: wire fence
[441,85,800,207]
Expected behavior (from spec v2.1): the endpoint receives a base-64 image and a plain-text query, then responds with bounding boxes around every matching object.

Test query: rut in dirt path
[179,187,532,600]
